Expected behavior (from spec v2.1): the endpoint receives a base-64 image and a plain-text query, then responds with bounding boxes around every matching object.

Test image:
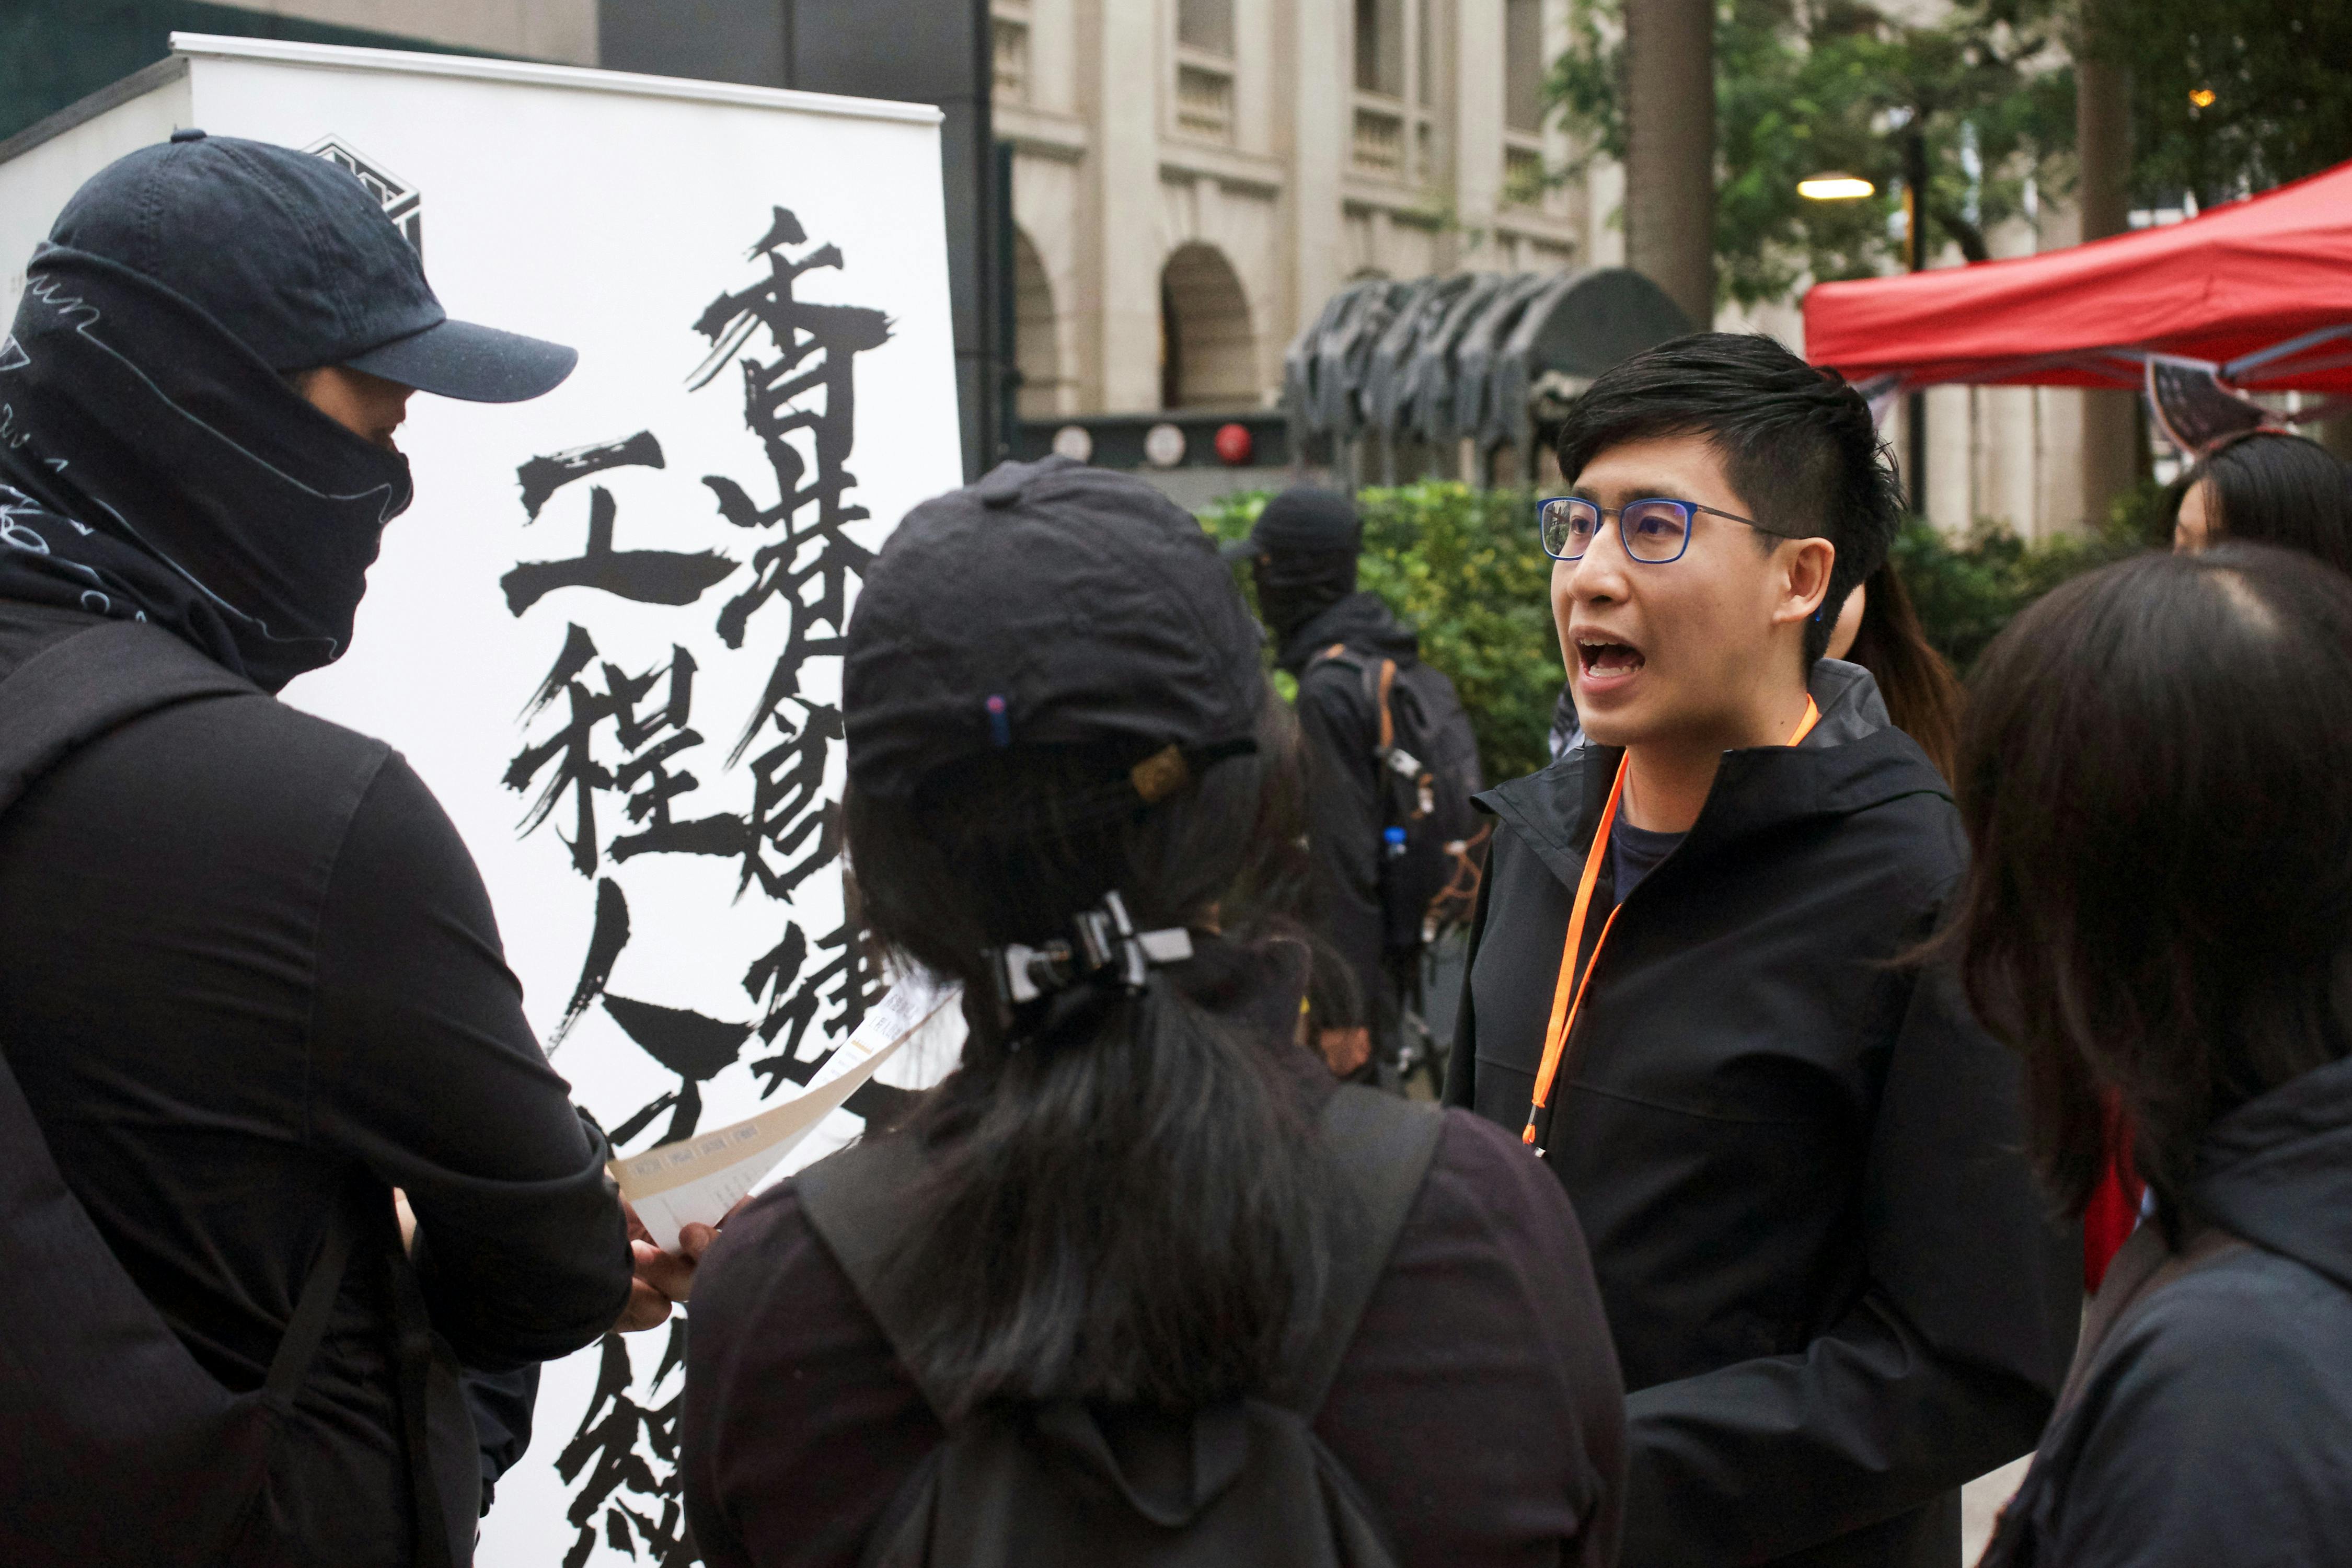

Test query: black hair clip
[983,890,1196,1036]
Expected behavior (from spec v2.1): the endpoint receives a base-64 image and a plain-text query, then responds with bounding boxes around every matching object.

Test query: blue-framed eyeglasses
[1538,495,1798,563]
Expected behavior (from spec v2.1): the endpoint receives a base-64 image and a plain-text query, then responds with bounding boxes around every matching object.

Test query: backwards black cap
[48,130,574,402]
[845,456,1265,801]
[1219,483,1362,561]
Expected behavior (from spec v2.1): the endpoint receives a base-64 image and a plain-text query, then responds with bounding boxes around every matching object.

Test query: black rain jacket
[1283,590,1423,1034]
[0,600,633,1566]
[1988,1051,2352,1567]
[1444,659,2079,1568]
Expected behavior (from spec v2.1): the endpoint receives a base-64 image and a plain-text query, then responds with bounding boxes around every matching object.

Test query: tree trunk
[1623,0,1714,329]
[2078,54,2137,531]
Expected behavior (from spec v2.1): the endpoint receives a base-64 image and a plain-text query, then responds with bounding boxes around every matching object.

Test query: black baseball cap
[47,130,574,402]
[845,456,1265,802]
[1219,484,1362,561]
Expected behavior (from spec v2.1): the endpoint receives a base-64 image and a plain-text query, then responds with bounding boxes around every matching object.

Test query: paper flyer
[610,974,964,1250]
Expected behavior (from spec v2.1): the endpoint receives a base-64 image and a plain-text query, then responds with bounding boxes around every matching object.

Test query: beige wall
[998,0,1584,417]
[246,0,597,65]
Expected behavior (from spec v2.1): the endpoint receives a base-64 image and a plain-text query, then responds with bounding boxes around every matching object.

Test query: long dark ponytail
[842,691,1332,1418]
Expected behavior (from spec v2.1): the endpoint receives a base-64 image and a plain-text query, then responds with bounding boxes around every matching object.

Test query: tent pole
[1904,128,1930,517]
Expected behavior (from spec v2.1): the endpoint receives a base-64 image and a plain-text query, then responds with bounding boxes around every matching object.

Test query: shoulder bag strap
[0,619,255,817]
[258,1181,368,1413]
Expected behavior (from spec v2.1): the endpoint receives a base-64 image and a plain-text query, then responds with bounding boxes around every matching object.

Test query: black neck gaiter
[0,246,412,691]
[1252,547,1356,655]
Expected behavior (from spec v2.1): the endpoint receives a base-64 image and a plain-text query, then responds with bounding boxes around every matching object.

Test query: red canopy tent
[1805,157,2352,397]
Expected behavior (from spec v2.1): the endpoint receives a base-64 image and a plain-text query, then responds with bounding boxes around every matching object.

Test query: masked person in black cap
[680,456,1624,1568]
[0,135,684,1568]
[1227,487,1484,1086]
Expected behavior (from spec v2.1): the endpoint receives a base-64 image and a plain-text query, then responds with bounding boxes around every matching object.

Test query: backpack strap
[0,619,255,817]
[2054,1219,2252,1421]
[798,1082,1444,1424]
[1304,642,1401,763]
[795,1132,954,1417]
[1281,1086,1441,1415]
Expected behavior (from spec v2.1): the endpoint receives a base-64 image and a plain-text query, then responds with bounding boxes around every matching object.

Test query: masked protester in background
[680,456,1624,1568]
[1448,333,2078,1568]
[0,134,690,1568]
[1962,546,2352,1568]
[1228,487,1482,1086]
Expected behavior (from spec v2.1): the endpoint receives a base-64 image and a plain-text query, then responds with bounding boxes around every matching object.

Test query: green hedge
[1201,481,2155,788]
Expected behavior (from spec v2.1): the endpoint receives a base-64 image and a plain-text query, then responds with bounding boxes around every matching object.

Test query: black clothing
[0,600,633,1566]
[1607,818,1680,899]
[1445,659,2078,1568]
[1253,548,1357,648]
[682,970,1627,1568]
[1988,1053,2352,1567]
[0,247,411,691]
[1281,590,1423,1044]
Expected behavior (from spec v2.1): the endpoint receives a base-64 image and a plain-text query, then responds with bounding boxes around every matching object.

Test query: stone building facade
[992,0,1606,423]
[59,0,2099,536]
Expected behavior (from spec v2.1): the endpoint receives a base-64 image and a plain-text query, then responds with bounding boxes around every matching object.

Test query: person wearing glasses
[1443,334,2077,1568]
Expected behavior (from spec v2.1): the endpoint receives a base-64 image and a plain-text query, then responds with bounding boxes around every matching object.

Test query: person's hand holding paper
[606,973,965,1299]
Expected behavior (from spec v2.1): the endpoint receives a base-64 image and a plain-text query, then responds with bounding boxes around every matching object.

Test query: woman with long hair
[2167,428,2352,570]
[1825,559,1965,779]
[681,458,1624,1568]
[1957,545,2352,1566]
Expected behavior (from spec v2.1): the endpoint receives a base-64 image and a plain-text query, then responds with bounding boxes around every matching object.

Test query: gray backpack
[0,617,474,1567]
[798,1083,1443,1568]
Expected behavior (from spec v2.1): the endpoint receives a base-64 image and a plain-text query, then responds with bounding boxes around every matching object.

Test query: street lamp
[1798,175,1876,201]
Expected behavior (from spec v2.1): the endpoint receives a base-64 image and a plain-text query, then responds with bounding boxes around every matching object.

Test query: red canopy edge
[1804,157,2352,396]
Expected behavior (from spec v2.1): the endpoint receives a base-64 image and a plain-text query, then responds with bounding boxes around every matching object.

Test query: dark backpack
[798,1083,1444,1568]
[1307,644,1490,951]
[0,617,474,1568]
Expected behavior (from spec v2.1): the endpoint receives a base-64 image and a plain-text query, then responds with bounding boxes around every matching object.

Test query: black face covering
[1251,547,1357,648]
[0,246,413,691]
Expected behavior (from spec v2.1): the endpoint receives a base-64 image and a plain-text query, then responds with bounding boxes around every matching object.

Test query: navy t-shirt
[1610,817,1685,899]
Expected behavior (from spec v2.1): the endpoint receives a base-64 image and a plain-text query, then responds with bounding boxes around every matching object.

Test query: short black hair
[1555,332,1904,662]
[2169,430,2352,574]
[1952,545,2352,1236]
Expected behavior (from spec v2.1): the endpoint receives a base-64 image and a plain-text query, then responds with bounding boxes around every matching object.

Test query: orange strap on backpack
[1521,697,1821,1153]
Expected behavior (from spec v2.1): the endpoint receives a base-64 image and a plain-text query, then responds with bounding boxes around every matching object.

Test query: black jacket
[1282,591,1423,1032]
[1445,659,2079,1568]
[1989,1052,2352,1567]
[0,601,634,1566]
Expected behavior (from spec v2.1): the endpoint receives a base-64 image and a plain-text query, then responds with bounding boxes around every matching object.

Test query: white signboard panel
[0,36,964,1566]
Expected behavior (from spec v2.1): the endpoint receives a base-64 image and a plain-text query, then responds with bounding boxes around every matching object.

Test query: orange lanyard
[1521,697,1820,1152]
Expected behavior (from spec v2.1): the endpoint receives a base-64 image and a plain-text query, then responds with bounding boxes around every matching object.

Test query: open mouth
[1576,636,1646,681]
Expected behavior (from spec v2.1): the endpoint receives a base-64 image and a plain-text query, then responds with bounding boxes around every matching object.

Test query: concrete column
[1452,0,1507,270]
[1287,0,1346,348]
[2078,54,2136,531]
[1622,0,1712,326]
[1091,0,1163,411]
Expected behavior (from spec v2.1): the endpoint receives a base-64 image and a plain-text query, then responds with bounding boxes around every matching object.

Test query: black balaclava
[1239,486,1363,648]
[1251,548,1357,648]
[0,246,413,691]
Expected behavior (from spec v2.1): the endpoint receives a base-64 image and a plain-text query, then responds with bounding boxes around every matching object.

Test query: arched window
[1159,244,1258,410]
[1012,228,1062,420]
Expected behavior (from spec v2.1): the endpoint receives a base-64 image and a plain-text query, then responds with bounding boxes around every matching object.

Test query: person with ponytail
[679,457,1625,1568]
